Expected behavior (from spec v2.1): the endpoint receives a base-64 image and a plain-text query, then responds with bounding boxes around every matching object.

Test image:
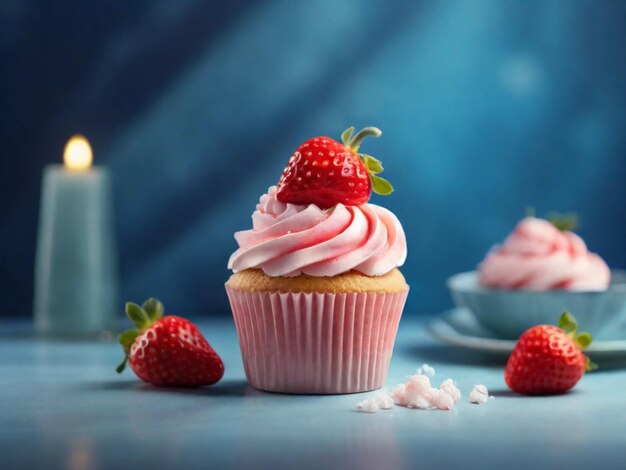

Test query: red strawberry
[276,126,393,209]
[505,312,596,395]
[116,298,224,387]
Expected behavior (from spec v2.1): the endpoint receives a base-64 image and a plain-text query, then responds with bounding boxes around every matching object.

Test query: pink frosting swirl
[478,217,610,291]
[228,186,407,277]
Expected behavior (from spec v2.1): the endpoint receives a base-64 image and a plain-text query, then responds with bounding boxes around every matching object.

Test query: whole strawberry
[505,312,596,395]
[276,126,393,209]
[116,298,224,387]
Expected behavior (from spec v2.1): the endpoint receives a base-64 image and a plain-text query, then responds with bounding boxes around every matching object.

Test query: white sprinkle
[357,365,463,413]
[356,391,395,413]
[391,373,461,411]
[417,363,435,378]
[469,384,491,404]
[440,378,462,402]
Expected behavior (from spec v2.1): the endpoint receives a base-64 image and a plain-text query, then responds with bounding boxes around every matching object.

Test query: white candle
[34,135,119,337]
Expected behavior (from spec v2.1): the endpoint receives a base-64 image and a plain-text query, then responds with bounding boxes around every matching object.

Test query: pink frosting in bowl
[228,186,407,277]
[478,217,610,291]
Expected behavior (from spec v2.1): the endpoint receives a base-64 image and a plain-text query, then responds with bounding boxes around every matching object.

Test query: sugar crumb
[469,384,491,404]
[356,391,394,413]
[358,364,463,413]
[392,373,461,411]
[440,378,462,402]
[417,364,435,378]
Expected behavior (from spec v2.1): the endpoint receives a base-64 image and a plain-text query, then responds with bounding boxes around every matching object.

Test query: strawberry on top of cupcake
[227,126,407,278]
[275,126,393,208]
[479,214,610,291]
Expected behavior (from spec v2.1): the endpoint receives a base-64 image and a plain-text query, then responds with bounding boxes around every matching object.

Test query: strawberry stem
[116,357,128,374]
[340,126,394,196]
[346,126,382,152]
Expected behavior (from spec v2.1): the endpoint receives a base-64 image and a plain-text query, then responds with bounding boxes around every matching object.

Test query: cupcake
[479,216,610,291]
[225,127,408,394]
[448,215,623,339]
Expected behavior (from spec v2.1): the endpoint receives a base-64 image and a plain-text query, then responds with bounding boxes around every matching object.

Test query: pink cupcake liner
[225,286,408,394]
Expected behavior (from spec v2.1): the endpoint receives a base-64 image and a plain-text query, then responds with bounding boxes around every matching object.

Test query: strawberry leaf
[361,154,383,174]
[142,298,164,322]
[126,302,150,330]
[558,312,578,337]
[116,328,139,374]
[118,329,140,355]
[370,174,394,195]
[585,356,599,372]
[341,127,355,146]
[576,332,593,349]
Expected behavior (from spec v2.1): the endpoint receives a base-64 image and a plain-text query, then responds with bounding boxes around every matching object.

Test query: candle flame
[64,135,93,171]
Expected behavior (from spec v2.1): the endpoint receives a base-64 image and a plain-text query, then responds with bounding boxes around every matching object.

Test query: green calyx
[525,208,579,232]
[341,126,394,196]
[116,297,164,374]
[548,212,579,232]
[557,312,598,372]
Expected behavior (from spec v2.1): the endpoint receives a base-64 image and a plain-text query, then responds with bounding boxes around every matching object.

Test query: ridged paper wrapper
[225,286,408,394]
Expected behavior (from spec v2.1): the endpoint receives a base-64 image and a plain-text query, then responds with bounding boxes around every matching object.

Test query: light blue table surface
[1,315,625,470]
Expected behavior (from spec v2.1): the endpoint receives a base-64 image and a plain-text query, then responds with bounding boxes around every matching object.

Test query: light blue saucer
[428,308,626,359]
[447,270,626,339]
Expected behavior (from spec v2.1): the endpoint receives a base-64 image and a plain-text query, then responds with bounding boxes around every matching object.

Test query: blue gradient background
[1,0,625,318]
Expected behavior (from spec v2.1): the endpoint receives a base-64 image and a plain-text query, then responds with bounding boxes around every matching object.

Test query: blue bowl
[447,270,626,339]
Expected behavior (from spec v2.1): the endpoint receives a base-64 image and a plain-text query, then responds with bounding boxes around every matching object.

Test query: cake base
[225,271,408,394]
[226,268,408,294]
